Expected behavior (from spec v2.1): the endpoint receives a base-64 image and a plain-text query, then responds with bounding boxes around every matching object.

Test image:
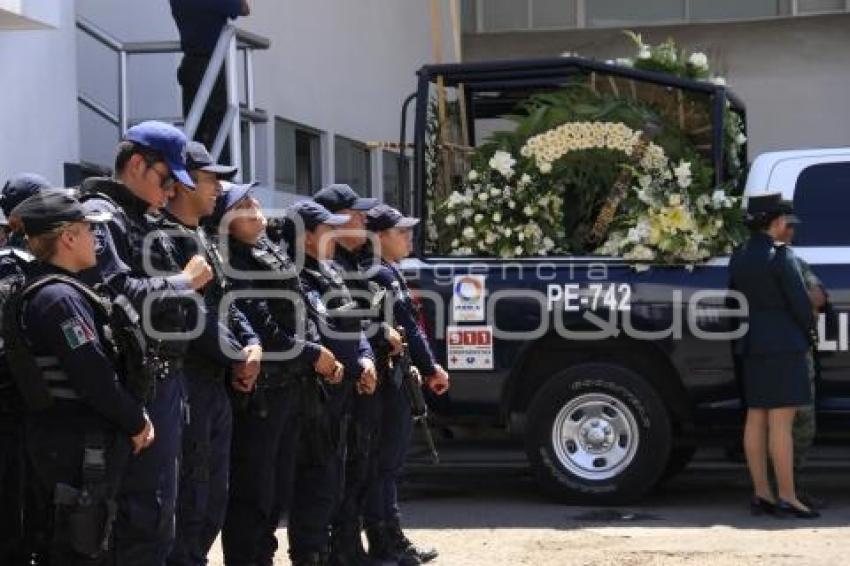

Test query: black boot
[366,522,417,565]
[387,517,437,564]
[330,523,379,566]
[291,551,329,566]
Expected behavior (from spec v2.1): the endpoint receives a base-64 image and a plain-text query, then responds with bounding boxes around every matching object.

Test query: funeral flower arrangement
[427,34,747,264]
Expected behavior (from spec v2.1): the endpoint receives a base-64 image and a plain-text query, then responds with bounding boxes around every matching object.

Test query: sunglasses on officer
[141,154,176,191]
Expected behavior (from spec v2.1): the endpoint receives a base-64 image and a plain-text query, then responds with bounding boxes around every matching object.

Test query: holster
[53,483,113,558]
[298,375,334,466]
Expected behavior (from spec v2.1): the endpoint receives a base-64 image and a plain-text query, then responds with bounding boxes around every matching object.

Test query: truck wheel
[525,363,672,504]
[660,445,697,482]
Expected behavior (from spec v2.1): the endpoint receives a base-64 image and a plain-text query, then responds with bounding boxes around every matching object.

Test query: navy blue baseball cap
[124,121,194,188]
[366,204,420,232]
[286,200,350,230]
[1,173,51,218]
[12,189,112,236]
[206,181,258,226]
[185,141,238,180]
[313,184,377,213]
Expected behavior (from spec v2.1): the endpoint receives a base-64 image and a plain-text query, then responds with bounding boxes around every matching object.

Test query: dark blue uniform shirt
[300,255,372,381]
[170,0,243,55]
[226,237,322,368]
[22,264,145,435]
[160,210,258,365]
[365,259,437,377]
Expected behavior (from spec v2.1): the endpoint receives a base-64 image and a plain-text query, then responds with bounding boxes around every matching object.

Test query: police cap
[185,141,238,180]
[1,173,51,218]
[124,121,194,188]
[12,190,112,236]
[313,184,377,213]
[365,204,420,232]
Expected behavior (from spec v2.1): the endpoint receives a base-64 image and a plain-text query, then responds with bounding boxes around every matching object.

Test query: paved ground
[207,447,850,565]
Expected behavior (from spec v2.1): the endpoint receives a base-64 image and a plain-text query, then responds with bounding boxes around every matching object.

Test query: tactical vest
[300,259,363,335]
[4,274,147,410]
[0,247,34,412]
[243,239,322,345]
[80,188,188,360]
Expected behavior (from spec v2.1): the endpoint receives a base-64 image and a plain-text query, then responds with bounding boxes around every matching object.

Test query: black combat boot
[386,517,437,564]
[366,521,419,566]
[329,522,379,566]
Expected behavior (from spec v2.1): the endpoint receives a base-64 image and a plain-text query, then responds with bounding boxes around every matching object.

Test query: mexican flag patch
[60,317,96,350]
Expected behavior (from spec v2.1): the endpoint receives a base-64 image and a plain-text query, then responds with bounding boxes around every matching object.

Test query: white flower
[478,191,489,202]
[711,189,727,208]
[517,232,525,242]
[485,231,497,244]
[715,219,724,229]
[638,46,651,60]
[710,76,727,86]
[504,227,512,237]
[673,161,692,189]
[490,187,502,197]
[735,133,747,145]
[489,150,516,179]
[461,208,474,219]
[515,246,524,256]
[468,170,479,181]
[668,193,682,207]
[543,237,555,251]
[462,227,475,240]
[638,175,653,189]
[508,200,516,209]
[492,212,502,223]
[634,264,651,273]
[474,213,483,223]
[445,214,456,226]
[615,58,634,67]
[523,205,535,217]
[519,173,532,186]
[538,162,553,174]
[450,238,459,248]
[688,52,709,70]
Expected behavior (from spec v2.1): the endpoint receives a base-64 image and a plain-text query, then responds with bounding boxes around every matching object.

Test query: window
[463,0,831,31]
[275,117,321,195]
[792,162,850,246]
[689,0,788,21]
[382,151,412,213]
[588,0,684,27]
[334,136,372,196]
[798,0,846,13]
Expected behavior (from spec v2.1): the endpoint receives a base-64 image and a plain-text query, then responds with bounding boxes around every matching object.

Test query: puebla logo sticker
[452,274,486,322]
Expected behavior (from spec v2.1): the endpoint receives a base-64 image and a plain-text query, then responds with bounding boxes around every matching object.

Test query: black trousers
[177,53,231,163]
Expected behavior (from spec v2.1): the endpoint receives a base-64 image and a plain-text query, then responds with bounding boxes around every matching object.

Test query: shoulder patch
[60,317,96,350]
[92,223,108,255]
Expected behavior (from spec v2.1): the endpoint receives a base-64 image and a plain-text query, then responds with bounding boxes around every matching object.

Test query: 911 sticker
[447,325,493,370]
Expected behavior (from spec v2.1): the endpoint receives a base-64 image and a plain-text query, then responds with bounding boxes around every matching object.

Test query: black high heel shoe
[750,497,778,516]
[776,500,821,519]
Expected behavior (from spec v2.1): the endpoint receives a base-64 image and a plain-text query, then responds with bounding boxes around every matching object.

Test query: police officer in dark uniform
[79,121,215,564]
[361,205,449,564]
[730,193,818,519]
[283,200,377,566]
[213,187,344,565]
[5,190,155,563]
[162,144,262,565]
[313,184,401,565]
[0,173,50,562]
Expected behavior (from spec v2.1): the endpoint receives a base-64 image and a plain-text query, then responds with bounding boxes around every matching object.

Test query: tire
[660,445,697,482]
[525,362,672,505]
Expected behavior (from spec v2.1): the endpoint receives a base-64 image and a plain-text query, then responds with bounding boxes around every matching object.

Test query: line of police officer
[0,120,449,566]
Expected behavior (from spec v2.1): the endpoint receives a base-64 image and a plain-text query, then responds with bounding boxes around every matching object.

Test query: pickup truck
[398,58,850,504]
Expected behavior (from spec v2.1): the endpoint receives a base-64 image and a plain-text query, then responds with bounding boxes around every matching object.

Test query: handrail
[76,15,270,182]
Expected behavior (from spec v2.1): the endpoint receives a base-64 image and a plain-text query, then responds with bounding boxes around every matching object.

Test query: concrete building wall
[75,0,458,207]
[0,0,78,185]
[462,14,850,158]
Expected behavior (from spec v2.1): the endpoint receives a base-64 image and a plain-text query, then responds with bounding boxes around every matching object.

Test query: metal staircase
[75,16,270,182]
